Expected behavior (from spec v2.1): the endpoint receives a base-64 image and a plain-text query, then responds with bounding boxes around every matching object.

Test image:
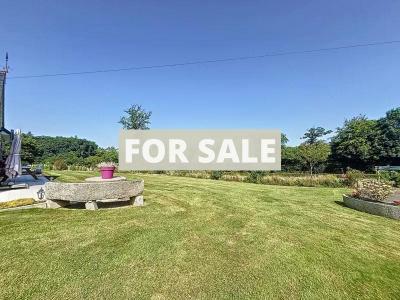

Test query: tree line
[283,107,400,173]
[18,105,400,174]
[20,134,118,168]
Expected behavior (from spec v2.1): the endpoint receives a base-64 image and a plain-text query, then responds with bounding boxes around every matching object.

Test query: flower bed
[343,179,400,220]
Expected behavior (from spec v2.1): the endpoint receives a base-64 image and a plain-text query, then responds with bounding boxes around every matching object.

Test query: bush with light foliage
[353,179,393,202]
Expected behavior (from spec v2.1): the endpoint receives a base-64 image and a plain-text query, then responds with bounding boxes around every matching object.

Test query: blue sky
[1,0,400,147]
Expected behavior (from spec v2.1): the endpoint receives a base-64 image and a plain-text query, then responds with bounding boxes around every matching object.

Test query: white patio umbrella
[5,129,22,178]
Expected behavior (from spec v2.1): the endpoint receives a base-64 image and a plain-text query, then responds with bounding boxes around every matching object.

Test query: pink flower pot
[100,167,115,179]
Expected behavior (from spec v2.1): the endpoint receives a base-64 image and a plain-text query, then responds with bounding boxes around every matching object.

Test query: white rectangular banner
[119,130,281,170]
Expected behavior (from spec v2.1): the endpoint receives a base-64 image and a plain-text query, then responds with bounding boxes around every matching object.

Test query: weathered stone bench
[45,179,144,210]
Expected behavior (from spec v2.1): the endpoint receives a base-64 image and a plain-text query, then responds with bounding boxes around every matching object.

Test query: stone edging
[0,202,47,212]
[343,195,400,220]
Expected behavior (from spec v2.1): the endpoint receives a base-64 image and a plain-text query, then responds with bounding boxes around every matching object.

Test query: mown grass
[0,171,399,299]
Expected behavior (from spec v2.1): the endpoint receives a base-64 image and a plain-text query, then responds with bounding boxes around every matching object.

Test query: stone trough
[45,178,144,210]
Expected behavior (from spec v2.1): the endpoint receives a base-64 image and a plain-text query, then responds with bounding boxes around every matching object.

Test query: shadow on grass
[65,201,134,210]
[44,175,59,181]
[334,200,347,208]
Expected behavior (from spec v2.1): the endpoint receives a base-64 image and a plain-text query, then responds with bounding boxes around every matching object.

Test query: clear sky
[1,0,400,147]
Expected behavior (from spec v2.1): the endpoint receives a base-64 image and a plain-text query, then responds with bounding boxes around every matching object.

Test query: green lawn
[0,171,399,299]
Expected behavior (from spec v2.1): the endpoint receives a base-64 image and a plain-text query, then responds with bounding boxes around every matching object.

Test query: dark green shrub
[379,171,400,187]
[210,171,223,180]
[53,159,68,171]
[153,170,166,174]
[246,171,267,184]
[345,169,365,187]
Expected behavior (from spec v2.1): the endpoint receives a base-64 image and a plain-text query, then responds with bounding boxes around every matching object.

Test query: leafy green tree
[376,107,400,165]
[302,127,332,144]
[97,147,118,162]
[83,147,119,168]
[281,133,289,148]
[21,133,42,164]
[280,134,295,171]
[33,135,98,161]
[281,146,302,171]
[330,116,379,170]
[119,104,152,130]
[84,155,103,168]
[298,142,330,175]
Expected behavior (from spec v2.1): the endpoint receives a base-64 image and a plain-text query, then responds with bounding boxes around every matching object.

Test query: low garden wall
[343,195,400,220]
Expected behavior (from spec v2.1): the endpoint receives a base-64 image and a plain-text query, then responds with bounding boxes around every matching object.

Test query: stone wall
[343,195,400,220]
